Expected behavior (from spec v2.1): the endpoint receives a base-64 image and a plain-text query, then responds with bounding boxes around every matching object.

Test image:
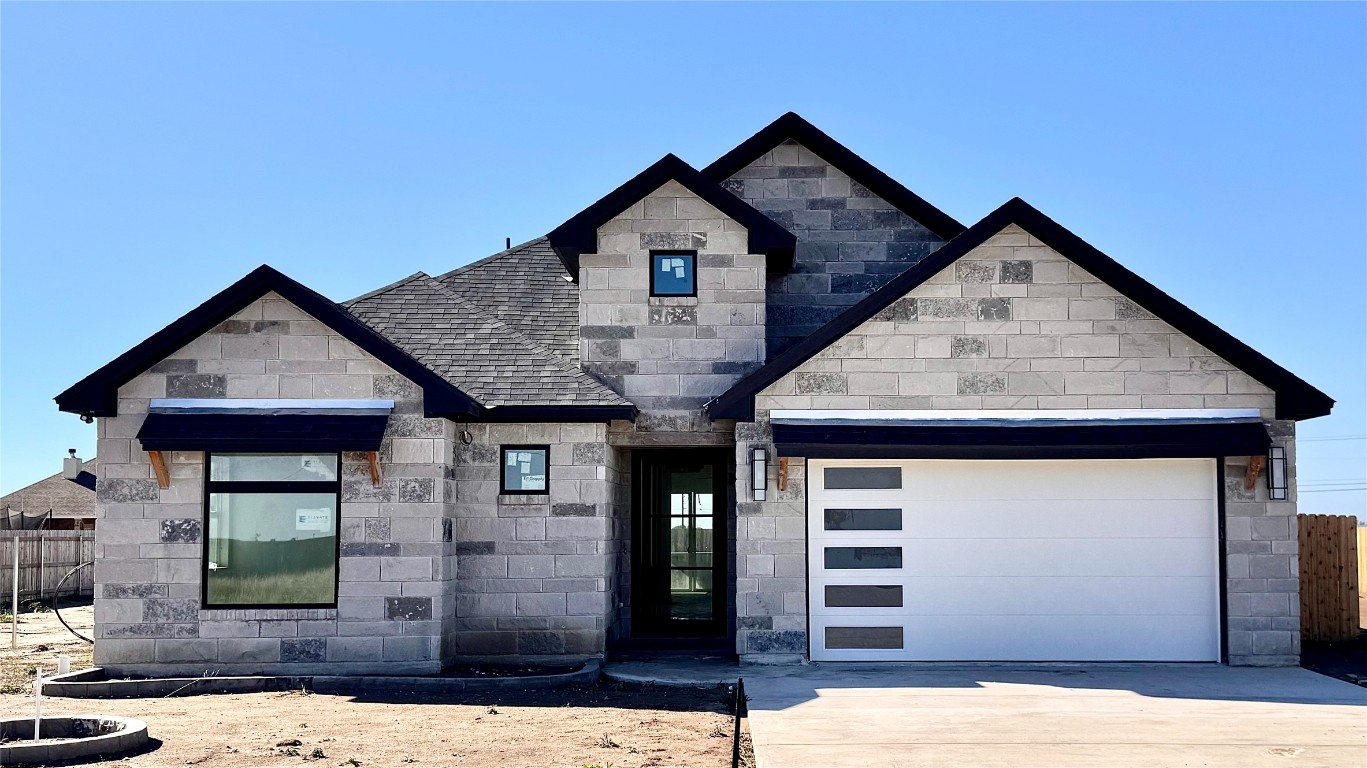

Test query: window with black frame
[204,453,340,608]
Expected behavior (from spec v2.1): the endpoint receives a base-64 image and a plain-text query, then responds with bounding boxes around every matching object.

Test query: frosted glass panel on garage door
[808,458,1220,662]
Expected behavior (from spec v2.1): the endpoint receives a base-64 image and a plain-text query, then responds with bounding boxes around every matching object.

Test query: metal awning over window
[769,408,1271,460]
[137,399,393,452]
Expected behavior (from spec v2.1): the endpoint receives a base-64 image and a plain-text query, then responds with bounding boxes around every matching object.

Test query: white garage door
[808,459,1221,662]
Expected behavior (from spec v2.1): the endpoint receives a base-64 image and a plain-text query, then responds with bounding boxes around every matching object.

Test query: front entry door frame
[631,448,731,640]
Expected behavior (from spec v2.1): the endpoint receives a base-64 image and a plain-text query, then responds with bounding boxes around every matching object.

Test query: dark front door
[632,450,728,638]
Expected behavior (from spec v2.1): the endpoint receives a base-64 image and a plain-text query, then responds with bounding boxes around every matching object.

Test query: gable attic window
[651,251,697,297]
[204,452,341,608]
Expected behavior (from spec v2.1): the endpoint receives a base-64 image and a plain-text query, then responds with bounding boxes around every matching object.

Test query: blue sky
[2,3,1363,513]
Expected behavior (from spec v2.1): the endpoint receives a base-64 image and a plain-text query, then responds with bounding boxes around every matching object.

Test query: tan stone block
[1125,372,1170,394]
[1170,370,1228,395]
[1006,335,1061,357]
[1064,371,1125,395]
[1061,335,1119,357]
[1007,371,1064,395]
[1013,298,1069,321]
[1068,298,1116,320]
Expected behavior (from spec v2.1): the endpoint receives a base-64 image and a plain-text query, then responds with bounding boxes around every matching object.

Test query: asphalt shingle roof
[345,271,627,409]
[434,238,580,363]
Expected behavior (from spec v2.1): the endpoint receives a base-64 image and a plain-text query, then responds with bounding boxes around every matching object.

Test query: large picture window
[204,453,340,608]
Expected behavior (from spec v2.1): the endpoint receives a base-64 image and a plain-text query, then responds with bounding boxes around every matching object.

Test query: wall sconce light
[1267,445,1288,501]
[751,447,767,502]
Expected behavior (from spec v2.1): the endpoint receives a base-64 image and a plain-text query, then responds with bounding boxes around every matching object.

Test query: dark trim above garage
[772,420,1272,460]
[546,153,797,279]
[707,197,1334,421]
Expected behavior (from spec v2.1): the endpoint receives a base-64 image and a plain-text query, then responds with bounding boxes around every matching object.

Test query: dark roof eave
[54,265,485,419]
[547,154,796,280]
[458,404,639,423]
[707,197,1333,422]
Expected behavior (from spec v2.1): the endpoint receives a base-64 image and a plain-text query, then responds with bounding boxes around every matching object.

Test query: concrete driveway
[742,665,1366,768]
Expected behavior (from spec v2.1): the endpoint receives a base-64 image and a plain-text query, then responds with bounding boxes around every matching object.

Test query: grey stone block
[97,479,160,504]
[165,374,227,398]
[159,519,201,543]
[218,638,281,664]
[385,597,433,621]
[142,599,199,623]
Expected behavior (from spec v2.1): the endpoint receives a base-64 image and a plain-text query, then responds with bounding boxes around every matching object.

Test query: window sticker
[506,453,518,466]
[295,508,332,532]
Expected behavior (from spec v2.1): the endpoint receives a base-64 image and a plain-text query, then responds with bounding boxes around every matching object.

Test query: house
[2,458,98,530]
[55,113,1330,675]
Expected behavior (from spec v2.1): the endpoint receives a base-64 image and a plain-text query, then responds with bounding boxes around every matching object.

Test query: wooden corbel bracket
[367,451,383,486]
[778,457,790,492]
[1244,454,1265,491]
[147,451,171,489]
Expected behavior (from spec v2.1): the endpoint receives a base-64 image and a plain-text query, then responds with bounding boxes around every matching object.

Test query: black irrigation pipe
[731,677,747,768]
[52,561,94,644]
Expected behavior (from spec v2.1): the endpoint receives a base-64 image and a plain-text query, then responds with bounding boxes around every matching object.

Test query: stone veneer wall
[721,139,946,360]
[448,422,616,659]
[93,293,456,675]
[734,224,1300,665]
[581,179,763,443]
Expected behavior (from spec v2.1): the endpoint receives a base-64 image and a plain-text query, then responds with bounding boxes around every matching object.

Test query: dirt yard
[0,600,94,695]
[0,607,741,767]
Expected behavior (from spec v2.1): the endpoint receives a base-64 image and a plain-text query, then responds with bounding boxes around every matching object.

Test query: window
[204,453,340,608]
[650,250,696,297]
[501,446,549,494]
[824,508,902,531]
[823,466,902,490]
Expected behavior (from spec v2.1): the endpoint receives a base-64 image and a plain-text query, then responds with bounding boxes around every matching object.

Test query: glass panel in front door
[665,464,714,622]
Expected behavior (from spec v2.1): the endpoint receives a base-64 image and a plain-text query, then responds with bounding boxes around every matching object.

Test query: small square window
[650,251,696,297]
[502,446,549,494]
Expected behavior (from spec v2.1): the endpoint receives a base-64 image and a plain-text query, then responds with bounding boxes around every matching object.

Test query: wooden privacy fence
[0,531,96,603]
[1297,514,1361,642]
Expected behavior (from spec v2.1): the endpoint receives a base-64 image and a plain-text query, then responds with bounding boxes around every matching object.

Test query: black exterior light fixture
[751,446,768,502]
[1267,445,1288,501]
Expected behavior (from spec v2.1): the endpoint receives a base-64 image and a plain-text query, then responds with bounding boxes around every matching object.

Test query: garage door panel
[901,614,1218,661]
[812,459,1215,502]
[887,500,1217,539]
[898,576,1219,616]
[898,537,1217,578]
[808,458,1220,662]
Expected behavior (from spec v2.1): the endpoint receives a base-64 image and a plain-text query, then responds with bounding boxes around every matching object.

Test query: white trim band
[770,408,1262,423]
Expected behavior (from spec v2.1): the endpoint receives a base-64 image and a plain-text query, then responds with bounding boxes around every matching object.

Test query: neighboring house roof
[55,265,484,419]
[706,197,1334,422]
[434,237,580,363]
[0,460,97,518]
[345,273,634,418]
[702,112,966,241]
[547,153,798,278]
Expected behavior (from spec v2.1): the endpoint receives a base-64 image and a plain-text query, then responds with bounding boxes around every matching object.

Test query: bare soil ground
[0,608,741,767]
[0,601,94,695]
[0,683,736,768]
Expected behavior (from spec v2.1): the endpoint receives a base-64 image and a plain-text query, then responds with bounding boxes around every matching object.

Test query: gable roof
[345,273,634,417]
[706,197,1333,422]
[546,153,797,278]
[55,265,484,419]
[434,237,580,362]
[0,460,97,518]
[702,112,966,241]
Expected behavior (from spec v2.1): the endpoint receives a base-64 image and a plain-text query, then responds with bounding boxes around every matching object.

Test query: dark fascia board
[772,421,1271,460]
[54,265,485,419]
[701,112,966,241]
[476,404,639,423]
[546,153,797,279]
[708,197,1334,422]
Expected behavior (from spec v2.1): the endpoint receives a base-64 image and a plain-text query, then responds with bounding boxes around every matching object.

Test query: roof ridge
[432,236,550,283]
[343,271,429,306]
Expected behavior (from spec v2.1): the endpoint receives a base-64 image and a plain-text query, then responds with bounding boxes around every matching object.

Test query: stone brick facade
[91,292,619,674]
[581,179,764,442]
[721,139,946,359]
[733,224,1299,665]
[448,422,617,659]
